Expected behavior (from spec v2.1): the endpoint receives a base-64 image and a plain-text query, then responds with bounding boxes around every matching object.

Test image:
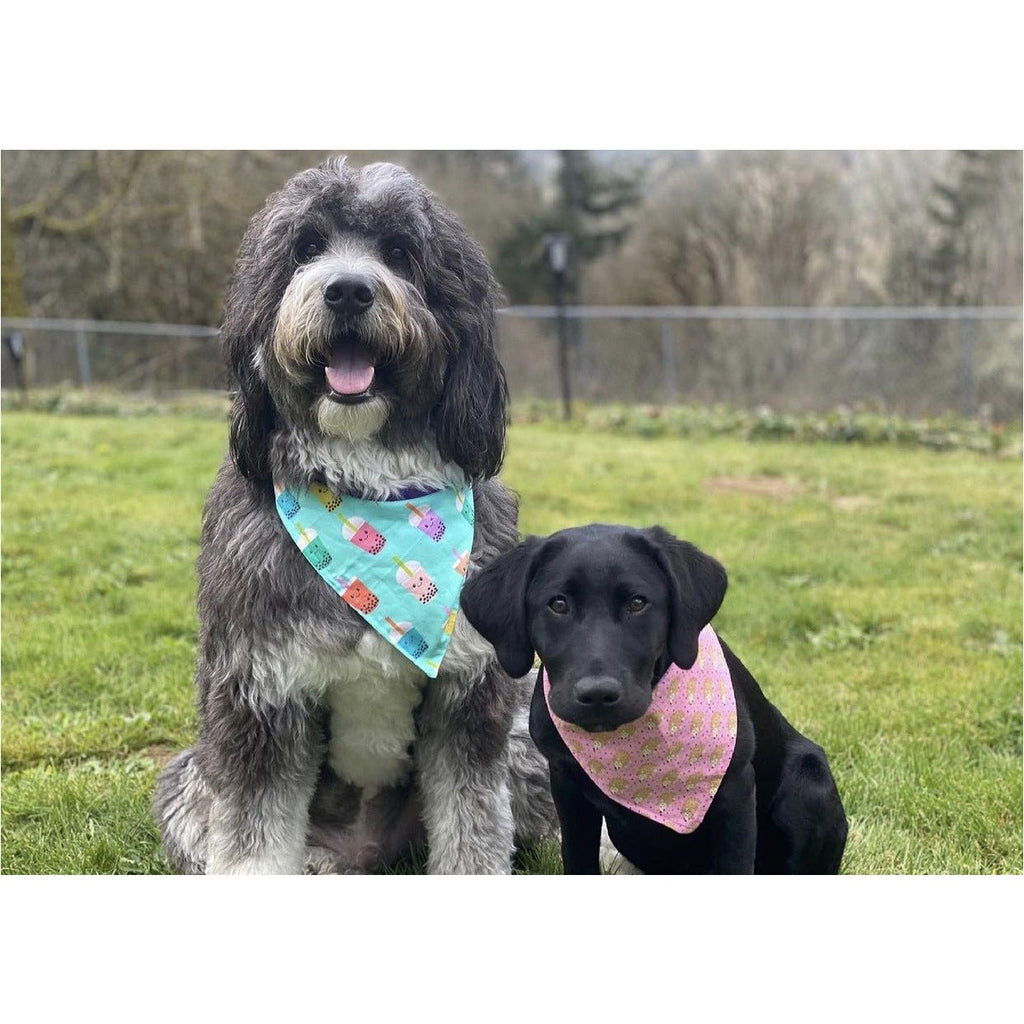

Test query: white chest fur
[325,631,428,790]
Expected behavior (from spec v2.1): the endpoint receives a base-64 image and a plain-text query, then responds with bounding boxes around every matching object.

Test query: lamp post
[544,232,572,421]
[4,330,26,394]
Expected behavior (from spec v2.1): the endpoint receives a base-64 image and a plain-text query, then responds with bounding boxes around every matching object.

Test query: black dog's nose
[323,274,375,315]
[573,676,622,708]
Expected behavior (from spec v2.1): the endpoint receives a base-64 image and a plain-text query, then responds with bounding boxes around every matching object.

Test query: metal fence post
[544,234,572,420]
[960,316,974,417]
[555,281,572,420]
[660,320,678,404]
[75,323,92,386]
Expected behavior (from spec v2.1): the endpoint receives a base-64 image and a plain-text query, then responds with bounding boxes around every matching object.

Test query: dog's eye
[383,241,414,271]
[548,596,569,615]
[295,236,324,264]
[627,596,648,613]
[385,244,409,265]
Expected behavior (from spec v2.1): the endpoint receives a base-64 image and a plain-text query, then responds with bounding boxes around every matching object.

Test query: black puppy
[461,524,848,874]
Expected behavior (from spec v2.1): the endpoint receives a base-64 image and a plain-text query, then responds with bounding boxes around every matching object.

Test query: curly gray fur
[154,157,555,874]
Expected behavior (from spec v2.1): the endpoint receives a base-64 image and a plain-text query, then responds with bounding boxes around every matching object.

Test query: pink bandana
[543,626,737,834]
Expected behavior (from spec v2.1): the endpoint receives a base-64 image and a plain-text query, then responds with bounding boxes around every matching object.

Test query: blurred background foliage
[2,150,1021,421]
[3,149,1020,322]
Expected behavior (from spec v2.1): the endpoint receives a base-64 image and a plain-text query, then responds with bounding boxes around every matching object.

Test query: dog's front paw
[427,852,513,875]
[426,831,514,875]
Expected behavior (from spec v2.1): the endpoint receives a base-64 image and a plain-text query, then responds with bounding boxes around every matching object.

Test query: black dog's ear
[225,336,276,485]
[630,527,728,670]
[461,536,544,678]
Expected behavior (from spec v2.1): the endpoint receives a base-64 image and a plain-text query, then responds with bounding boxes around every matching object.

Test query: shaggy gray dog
[154,157,555,873]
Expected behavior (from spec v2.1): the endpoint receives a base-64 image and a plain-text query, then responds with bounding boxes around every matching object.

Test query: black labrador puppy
[461,524,848,874]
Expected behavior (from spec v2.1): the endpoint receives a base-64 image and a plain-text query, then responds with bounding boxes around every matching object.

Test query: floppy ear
[460,536,543,679]
[225,336,276,485]
[433,326,509,479]
[630,527,728,670]
[220,217,280,486]
[426,205,509,479]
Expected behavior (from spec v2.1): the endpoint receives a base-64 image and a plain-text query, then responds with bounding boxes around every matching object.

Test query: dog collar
[274,479,475,677]
[386,484,448,502]
[543,625,737,834]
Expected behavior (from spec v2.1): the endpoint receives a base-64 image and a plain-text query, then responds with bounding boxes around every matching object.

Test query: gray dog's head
[222,157,508,484]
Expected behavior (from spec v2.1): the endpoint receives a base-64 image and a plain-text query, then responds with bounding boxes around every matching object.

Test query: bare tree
[3,151,335,323]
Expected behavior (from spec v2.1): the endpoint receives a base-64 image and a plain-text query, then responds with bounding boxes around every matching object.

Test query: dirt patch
[705,475,878,511]
[704,475,804,500]
[137,745,179,769]
[830,495,879,512]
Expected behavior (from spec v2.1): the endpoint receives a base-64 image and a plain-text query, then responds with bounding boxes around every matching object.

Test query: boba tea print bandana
[274,480,475,678]
[543,625,737,833]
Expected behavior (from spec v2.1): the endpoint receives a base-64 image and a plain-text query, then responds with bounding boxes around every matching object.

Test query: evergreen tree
[494,150,645,305]
[923,150,1022,305]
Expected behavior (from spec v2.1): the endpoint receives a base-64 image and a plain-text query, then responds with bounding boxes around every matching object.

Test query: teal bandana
[274,480,475,678]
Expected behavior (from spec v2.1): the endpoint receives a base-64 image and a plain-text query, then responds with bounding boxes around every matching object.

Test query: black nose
[323,274,375,315]
[573,676,622,708]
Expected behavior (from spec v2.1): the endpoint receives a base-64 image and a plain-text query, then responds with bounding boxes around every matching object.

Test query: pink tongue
[325,341,375,395]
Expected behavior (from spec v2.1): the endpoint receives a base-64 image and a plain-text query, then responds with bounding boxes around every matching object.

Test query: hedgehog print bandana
[274,480,475,678]
[543,625,737,833]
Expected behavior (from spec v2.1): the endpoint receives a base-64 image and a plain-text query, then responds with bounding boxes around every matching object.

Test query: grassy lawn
[1,409,1021,873]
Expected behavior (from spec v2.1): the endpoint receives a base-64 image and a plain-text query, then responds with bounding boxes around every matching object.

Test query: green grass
[2,410,1021,873]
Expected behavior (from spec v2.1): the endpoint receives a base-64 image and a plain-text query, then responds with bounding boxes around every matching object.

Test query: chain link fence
[496,306,1023,422]
[3,307,1022,421]
[1,318,227,395]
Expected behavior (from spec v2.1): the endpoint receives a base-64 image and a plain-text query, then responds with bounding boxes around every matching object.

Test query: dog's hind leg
[757,739,848,874]
[155,747,361,874]
[153,748,211,875]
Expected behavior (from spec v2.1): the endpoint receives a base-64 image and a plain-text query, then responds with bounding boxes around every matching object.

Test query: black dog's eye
[294,235,324,264]
[627,595,648,613]
[548,596,569,615]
